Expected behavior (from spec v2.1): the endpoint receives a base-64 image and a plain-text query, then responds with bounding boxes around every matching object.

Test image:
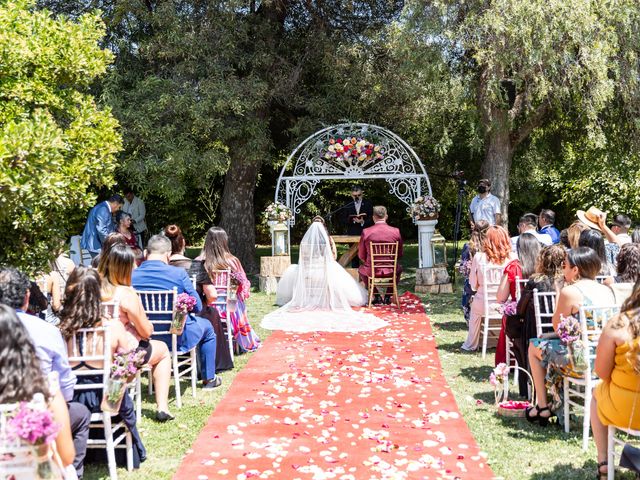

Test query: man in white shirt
[469,178,501,227]
[511,213,553,251]
[123,188,147,247]
[611,213,632,245]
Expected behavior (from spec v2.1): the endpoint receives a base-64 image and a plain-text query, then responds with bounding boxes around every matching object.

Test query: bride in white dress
[260,219,388,333]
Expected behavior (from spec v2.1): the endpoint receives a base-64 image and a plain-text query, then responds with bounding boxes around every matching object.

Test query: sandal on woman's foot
[525,405,555,426]
[596,460,607,479]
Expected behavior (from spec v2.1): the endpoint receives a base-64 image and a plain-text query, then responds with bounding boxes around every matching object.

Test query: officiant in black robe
[340,185,373,267]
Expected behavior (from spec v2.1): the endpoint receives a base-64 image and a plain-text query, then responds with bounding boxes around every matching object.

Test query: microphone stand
[324,200,355,234]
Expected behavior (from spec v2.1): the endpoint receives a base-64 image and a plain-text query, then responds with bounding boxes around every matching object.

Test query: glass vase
[169,310,188,335]
[227,289,238,313]
[101,377,127,413]
[33,444,62,480]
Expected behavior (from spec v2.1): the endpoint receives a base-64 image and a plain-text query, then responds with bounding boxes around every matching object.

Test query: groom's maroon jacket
[357,221,403,282]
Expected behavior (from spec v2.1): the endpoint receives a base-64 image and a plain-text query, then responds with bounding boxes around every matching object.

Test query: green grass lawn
[84,244,634,479]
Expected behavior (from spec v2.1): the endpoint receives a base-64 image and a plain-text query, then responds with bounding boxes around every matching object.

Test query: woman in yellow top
[592,278,640,478]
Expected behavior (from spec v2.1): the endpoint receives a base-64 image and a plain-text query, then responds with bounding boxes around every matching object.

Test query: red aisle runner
[174,293,493,480]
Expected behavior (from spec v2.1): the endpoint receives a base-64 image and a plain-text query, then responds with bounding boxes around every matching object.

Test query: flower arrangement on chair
[101,349,146,413]
[320,137,384,165]
[263,202,292,224]
[7,393,61,479]
[170,293,197,335]
[489,362,534,417]
[557,314,586,372]
[409,196,441,221]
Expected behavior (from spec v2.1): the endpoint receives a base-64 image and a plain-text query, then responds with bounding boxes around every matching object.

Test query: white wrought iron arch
[275,123,432,225]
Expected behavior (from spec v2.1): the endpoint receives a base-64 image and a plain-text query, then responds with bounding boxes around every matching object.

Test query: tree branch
[510,102,550,148]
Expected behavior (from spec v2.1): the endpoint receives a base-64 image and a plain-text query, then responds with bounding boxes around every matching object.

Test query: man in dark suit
[358,205,403,304]
[132,235,221,390]
[341,185,374,267]
[80,194,124,257]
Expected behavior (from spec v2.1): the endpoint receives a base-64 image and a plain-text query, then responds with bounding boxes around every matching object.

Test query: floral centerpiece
[409,195,441,221]
[7,393,61,479]
[101,349,146,413]
[320,137,383,165]
[170,293,198,335]
[489,362,533,417]
[263,202,292,224]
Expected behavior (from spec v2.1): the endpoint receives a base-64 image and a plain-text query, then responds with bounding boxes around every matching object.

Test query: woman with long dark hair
[591,278,640,478]
[197,226,260,352]
[0,304,75,471]
[58,267,147,465]
[99,244,173,421]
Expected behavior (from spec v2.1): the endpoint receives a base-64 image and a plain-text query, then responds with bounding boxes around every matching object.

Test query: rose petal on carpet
[173,292,494,479]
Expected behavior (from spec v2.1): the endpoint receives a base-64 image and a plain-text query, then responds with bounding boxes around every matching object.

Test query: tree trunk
[219,154,262,273]
[481,117,514,227]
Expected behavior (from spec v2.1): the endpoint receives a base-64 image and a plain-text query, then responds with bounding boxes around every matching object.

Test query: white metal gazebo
[275,123,432,226]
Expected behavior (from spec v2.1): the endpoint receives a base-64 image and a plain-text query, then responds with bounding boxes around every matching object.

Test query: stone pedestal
[416,219,438,268]
[415,266,453,294]
[259,255,291,293]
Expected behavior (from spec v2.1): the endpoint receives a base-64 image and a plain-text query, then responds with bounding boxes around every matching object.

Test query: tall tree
[0,0,120,274]
[406,0,640,223]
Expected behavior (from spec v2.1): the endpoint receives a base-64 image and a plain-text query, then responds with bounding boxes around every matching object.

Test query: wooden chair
[68,323,134,479]
[367,242,400,308]
[0,403,35,479]
[564,304,620,451]
[480,265,505,359]
[207,269,235,360]
[137,289,197,409]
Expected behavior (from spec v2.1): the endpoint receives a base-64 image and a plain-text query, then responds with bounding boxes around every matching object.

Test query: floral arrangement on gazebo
[409,195,441,220]
[263,202,292,223]
[320,137,383,165]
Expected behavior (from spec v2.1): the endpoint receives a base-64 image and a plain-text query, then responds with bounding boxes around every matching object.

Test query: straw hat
[576,206,605,231]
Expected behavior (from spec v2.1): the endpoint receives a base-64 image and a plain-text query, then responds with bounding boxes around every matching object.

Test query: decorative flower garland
[409,195,441,220]
[264,202,292,223]
[320,137,383,164]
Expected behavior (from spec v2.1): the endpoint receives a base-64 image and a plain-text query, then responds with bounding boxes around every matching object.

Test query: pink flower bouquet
[170,293,197,335]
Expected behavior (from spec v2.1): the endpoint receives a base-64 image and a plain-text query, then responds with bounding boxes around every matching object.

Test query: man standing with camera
[469,178,501,227]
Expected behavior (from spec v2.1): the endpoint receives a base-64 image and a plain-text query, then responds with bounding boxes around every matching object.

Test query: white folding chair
[69,235,92,267]
[607,425,640,479]
[514,276,529,302]
[533,289,557,337]
[69,323,134,480]
[0,403,36,479]
[137,288,197,409]
[208,269,235,360]
[564,304,620,451]
[481,265,505,359]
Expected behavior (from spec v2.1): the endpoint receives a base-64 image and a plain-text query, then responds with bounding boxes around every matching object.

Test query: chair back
[578,304,620,379]
[0,403,35,478]
[515,276,529,301]
[370,242,398,280]
[68,324,112,391]
[208,269,232,312]
[481,265,505,317]
[137,288,178,338]
[533,289,556,337]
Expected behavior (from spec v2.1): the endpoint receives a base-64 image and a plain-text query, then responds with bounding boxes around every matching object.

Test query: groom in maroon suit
[358,206,403,304]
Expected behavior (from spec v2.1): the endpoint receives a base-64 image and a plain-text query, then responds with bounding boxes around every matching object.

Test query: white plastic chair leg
[563,377,570,433]
[583,385,592,451]
[607,425,615,480]
[190,349,197,397]
[173,352,182,409]
[126,431,133,471]
[481,317,489,359]
[135,374,142,420]
[103,415,118,480]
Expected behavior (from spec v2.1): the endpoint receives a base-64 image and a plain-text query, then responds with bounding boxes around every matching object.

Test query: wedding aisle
[173,293,493,479]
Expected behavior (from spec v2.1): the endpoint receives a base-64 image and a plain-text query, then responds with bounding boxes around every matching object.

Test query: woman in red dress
[115,211,143,264]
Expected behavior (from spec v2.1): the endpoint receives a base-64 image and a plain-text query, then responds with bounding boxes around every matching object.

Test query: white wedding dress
[261,222,388,333]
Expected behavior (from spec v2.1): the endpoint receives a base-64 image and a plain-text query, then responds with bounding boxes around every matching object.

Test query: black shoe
[383,295,392,305]
[372,295,383,305]
[155,411,175,422]
[203,376,222,389]
[525,405,555,426]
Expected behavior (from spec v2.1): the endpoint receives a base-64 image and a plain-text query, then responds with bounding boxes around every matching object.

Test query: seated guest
[579,229,616,276]
[559,228,570,250]
[35,269,62,325]
[514,245,565,396]
[610,213,633,245]
[604,243,640,305]
[527,248,615,425]
[0,305,76,476]
[590,278,640,479]
[115,211,143,262]
[58,267,146,466]
[99,244,174,421]
[132,235,222,389]
[495,233,541,366]
[92,232,126,269]
[510,213,552,251]
[461,225,516,352]
[358,206,404,304]
[191,227,260,353]
[538,209,561,244]
[165,224,193,271]
[0,267,90,478]
[460,221,489,322]
[567,220,590,249]
[579,207,621,268]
